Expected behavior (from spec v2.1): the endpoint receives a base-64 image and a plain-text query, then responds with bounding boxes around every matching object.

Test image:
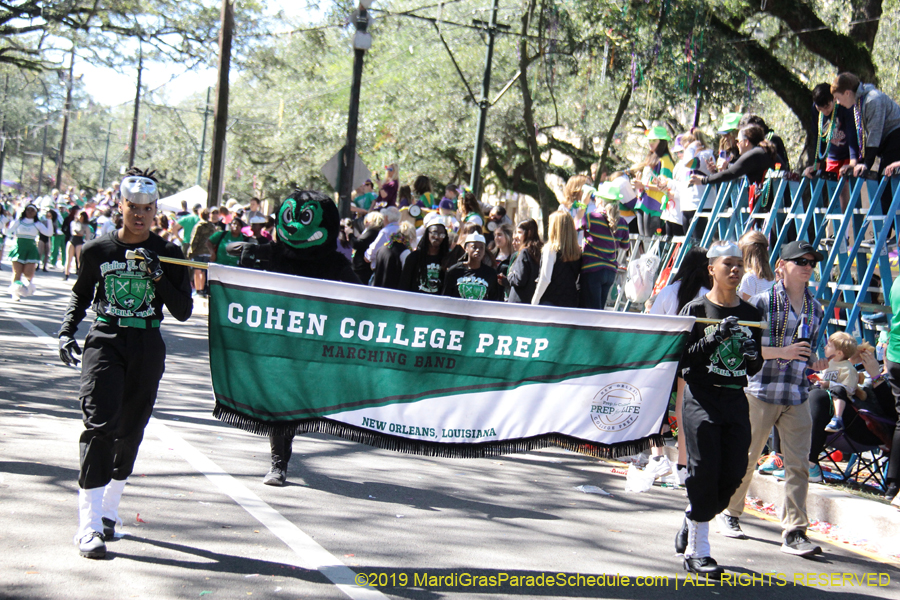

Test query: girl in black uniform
[58,168,193,559]
[675,241,763,576]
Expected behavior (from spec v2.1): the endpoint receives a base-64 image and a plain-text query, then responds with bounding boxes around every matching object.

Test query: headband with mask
[120,176,159,205]
[706,241,742,259]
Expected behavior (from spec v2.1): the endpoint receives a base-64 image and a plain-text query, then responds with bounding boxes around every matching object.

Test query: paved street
[1,266,899,599]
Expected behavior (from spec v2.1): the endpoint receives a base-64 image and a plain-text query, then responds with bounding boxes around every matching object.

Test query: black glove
[59,336,82,367]
[715,316,742,342]
[740,338,759,362]
[698,316,741,354]
[133,247,163,280]
[226,241,254,258]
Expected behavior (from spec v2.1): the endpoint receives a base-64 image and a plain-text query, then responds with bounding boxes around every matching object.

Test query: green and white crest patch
[105,272,156,316]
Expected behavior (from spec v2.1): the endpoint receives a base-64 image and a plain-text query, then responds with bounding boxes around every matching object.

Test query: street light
[338,1,374,219]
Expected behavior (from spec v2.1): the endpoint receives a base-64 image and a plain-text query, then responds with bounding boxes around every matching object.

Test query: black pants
[884,360,900,483]
[78,323,166,489]
[269,434,293,470]
[807,387,882,464]
[683,385,751,522]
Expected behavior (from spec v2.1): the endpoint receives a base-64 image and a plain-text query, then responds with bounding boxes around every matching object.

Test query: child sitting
[819,332,859,432]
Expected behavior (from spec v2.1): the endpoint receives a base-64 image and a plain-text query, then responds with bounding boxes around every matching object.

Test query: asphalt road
[1,264,898,600]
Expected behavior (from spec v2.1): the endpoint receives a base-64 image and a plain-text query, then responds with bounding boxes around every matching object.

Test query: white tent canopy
[158,185,206,215]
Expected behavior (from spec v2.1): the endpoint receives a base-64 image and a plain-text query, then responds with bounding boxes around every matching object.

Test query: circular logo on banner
[589,383,642,432]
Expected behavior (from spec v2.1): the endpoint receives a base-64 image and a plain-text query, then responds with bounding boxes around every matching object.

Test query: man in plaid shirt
[719,241,829,556]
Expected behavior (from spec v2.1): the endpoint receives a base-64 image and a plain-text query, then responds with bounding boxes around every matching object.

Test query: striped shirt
[580,208,629,273]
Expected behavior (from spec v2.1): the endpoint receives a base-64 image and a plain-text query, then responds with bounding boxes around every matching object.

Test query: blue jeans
[580,268,616,310]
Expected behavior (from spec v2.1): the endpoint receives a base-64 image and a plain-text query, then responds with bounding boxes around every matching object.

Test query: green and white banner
[207,264,694,458]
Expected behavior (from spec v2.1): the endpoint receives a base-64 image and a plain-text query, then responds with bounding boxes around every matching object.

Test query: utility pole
[128,43,143,167]
[197,87,212,186]
[100,120,113,189]
[207,0,234,209]
[468,0,507,200]
[0,73,9,186]
[56,45,76,189]
[37,124,48,195]
[338,0,373,220]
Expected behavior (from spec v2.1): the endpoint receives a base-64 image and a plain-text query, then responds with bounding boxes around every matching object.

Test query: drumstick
[125,250,209,270]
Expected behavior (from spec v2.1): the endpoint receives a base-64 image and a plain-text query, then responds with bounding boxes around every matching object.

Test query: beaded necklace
[854,99,866,159]
[769,281,815,370]
[816,110,837,161]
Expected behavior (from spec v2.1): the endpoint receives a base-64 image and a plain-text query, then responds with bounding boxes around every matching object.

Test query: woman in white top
[7,203,53,299]
[65,210,94,280]
[678,130,716,241]
[737,230,776,301]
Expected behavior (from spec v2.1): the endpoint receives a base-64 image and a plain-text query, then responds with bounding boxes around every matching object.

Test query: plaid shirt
[745,282,825,406]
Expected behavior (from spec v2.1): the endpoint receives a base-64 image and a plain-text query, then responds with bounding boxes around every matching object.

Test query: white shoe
[644,456,673,480]
[77,531,106,559]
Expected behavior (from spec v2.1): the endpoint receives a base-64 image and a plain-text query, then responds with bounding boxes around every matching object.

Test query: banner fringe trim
[213,402,663,459]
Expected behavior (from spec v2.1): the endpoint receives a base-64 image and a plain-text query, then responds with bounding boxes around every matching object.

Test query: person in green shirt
[174,204,202,253]
[352,180,378,216]
[209,217,248,267]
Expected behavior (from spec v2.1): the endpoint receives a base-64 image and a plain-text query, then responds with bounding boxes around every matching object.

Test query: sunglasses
[788,258,818,267]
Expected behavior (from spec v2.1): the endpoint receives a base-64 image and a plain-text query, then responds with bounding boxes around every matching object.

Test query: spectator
[738,230,776,301]
[188,208,217,298]
[580,181,629,310]
[352,211,384,284]
[804,83,860,179]
[437,197,460,232]
[459,191,485,231]
[691,124,777,187]
[441,232,499,300]
[677,130,716,240]
[364,206,401,263]
[397,185,414,208]
[506,218,542,304]
[413,175,436,208]
[372,221,416,289]
[634,127,676,237]
[741,115,790,170]
[442,184,459,211]
[373,163,399,209]
[717,112,743,168]
[337,218,355,262]
[209,217,248,267]
[720,240,827,556]
[400,217,450,295]
[831,72,900,182]
[175,204,202,254]
[352,180,378,215]
[532,211,581,307]
[560,174,590,243]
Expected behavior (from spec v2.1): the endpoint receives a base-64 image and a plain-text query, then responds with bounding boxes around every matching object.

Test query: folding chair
[820,409,892,493]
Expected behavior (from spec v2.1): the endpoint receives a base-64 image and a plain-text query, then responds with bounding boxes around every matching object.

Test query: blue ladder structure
[665,173,899,347]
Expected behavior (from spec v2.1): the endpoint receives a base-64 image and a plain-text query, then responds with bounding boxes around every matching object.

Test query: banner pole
[125,250,209,270]
[694,317,766,329]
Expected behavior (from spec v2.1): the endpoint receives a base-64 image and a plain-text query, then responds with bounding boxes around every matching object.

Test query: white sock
[101,479,127,526]
[76,487,105,542]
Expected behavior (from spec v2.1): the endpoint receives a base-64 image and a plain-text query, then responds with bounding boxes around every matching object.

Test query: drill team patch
[105,272,156,317]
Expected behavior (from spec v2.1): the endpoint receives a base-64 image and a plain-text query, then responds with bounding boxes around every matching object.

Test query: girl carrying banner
[675,241,763,576]
[58,168,193,559]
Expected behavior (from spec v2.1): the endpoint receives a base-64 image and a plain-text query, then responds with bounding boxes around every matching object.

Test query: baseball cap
[780,240,824,262]
[646,126,671,141]
[718,112,743,134]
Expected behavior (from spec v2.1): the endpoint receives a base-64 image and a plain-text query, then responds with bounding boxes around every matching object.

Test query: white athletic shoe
[644,456,673,480]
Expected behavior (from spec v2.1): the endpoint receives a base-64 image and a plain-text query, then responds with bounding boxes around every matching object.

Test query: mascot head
[276,189,340,256]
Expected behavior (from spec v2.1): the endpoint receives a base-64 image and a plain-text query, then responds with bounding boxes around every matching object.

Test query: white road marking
[3,303,386,600]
